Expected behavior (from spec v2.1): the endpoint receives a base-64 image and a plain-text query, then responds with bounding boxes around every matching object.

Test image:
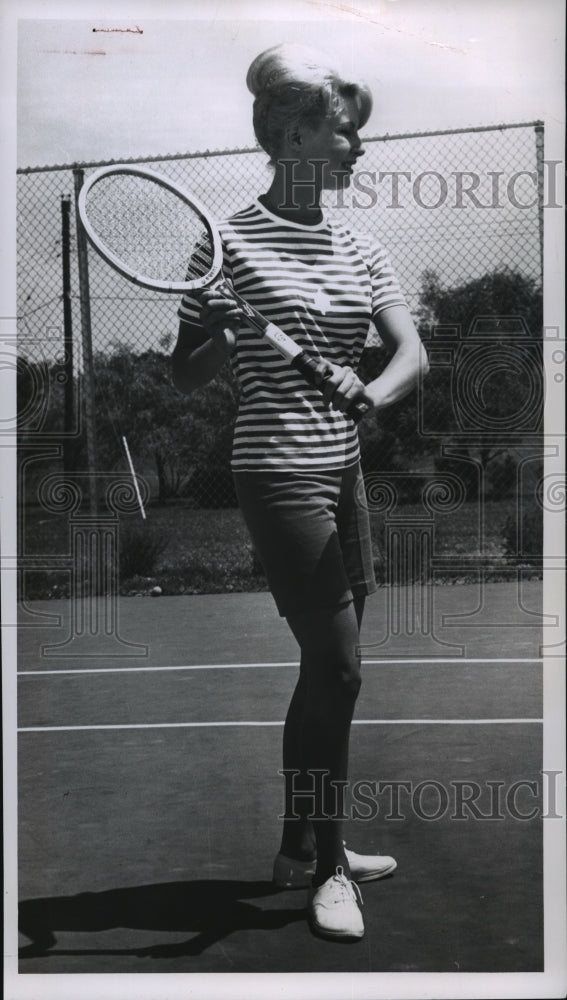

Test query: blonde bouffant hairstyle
[246,43,372,164]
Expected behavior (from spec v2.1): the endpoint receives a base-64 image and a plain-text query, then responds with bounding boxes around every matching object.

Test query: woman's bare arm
[171,292,241,395]
[365,304,429,409]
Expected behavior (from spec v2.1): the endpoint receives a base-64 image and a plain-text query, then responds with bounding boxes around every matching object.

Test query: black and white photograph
[2,1,566,998]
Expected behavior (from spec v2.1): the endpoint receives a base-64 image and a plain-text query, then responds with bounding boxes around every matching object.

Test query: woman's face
[293,94,365,190]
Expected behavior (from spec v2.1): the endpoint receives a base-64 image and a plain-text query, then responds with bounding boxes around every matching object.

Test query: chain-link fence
[17,122,545,596]
[17,122,543,359]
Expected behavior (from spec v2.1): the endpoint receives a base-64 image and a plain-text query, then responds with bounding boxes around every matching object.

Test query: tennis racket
[77,164,369,422]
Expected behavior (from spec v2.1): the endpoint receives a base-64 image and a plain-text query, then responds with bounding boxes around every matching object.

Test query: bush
[487,453,518,500]
[434,456,480,500]
[118,521,170,580]
[502,506,542,564]
[187,467,238,508]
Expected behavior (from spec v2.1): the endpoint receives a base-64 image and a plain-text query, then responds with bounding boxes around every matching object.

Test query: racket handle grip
[216,280,369,423]
[292,352,369,424]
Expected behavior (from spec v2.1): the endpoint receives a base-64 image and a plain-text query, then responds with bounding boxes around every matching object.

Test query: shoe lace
[334,866,364,906]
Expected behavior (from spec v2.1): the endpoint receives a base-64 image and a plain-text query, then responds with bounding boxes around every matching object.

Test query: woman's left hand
[319,364,370,415]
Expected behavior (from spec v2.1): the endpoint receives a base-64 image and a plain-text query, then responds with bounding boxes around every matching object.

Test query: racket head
[77,164,224,293]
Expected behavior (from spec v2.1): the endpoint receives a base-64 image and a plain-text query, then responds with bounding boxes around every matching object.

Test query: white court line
[18,718,543,732]
[17,657,543,676]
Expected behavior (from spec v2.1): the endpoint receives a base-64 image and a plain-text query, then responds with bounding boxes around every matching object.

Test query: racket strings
[84,173,215,284]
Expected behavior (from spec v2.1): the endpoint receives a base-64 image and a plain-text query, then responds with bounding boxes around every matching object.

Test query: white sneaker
[308,866,364,940]
[273,846,396,889]
[345,846,397,882]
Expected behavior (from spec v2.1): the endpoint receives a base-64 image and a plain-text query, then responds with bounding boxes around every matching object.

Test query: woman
[172,43,428,941]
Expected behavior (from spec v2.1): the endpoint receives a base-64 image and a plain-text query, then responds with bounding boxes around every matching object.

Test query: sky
[9,0,566,168]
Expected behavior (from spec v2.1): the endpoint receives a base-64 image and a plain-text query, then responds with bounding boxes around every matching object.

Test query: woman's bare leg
[279,597,365,885]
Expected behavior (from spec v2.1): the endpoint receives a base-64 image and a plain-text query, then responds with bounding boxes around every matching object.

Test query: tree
[417,268,543,499]
[90,345,238,504]
[357,346,425,476]
[358,267,543,501]
[17,357,88,506]
[417,268,543,339]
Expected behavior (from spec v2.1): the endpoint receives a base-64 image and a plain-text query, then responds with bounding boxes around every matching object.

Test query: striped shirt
[178,199,406,471]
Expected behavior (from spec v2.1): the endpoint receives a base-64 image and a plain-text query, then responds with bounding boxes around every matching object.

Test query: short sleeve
[366,240,407,319]
[177,233,233,329]
[352,231,407,320]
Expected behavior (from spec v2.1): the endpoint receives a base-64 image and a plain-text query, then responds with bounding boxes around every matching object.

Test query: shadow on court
[19,879,306,959]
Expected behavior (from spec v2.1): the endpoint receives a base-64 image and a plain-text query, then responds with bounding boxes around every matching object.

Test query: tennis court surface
[17,580,545,974]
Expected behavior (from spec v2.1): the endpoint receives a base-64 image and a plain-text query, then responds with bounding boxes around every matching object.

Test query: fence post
[534,121,544,284]
[72,167,98,515]
[60,195,74,474]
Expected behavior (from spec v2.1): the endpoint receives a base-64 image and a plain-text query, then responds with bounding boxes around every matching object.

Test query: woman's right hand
[199,288,243,357]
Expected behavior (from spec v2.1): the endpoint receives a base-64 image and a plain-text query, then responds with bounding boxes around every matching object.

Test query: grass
[19,499,541,600]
